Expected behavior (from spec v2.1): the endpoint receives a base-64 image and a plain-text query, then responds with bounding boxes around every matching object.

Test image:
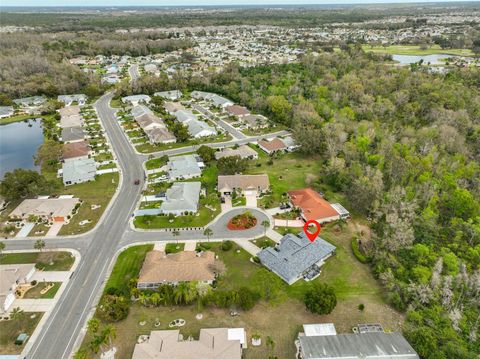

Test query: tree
[267,95,292,125]
[101,324,117,351]
[261,220,270,236]
[34,239,46,252]
[237,287,260,310]
[217,155,248,175]
[0,169,57,201]
[87,318,100,335]
[0,241,5,257]
[171,122,190,142]
[150,292,161,307]
[197,145,216,163]
[203,228,213,242]
[173,282,197,305]
[304,283,337,315]
[97,295,129,322]
[34,140,63,172]
[138,292,150,306]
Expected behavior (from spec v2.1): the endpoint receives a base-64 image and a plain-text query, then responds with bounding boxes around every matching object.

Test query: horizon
[1,0,479,8]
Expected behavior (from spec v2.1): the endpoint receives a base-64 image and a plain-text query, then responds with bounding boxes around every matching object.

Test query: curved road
[5,93,272,358]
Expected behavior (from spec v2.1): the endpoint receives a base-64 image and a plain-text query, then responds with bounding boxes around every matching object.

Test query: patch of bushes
[351,238,368,263]
[304,283,337,315]
[221,240,233,251]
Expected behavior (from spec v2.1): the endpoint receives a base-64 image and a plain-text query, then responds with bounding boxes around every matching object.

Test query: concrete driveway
[221,197,232,212]
[274,219,304,227]
[245,195,257,208]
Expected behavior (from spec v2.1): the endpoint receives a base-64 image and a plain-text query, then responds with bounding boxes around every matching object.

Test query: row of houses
[131,105,176,144]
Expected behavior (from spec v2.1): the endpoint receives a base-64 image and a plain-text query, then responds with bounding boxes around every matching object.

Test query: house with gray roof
[215,145,258,160]
[62,158,96,185]
[168,154,203,180]
[297,324,419,359]
[154,90,182,100]
[190,91,233,108]
[13,96,46,107]
[61,126,85,143]
[122,94,151,106]
[174,110,216,138]
[57,94,87,106]
[257,232,336,285]
[160,182,201,215]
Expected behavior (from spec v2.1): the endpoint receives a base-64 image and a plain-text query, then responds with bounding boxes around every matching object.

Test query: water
[392,54,457,65]
[0,119,44,179]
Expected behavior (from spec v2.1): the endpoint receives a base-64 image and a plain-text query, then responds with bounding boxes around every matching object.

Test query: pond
[0,119,44,179]
[392,54,458,65]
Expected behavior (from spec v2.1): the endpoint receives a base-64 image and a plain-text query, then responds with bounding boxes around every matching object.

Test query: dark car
[134,179,140,185]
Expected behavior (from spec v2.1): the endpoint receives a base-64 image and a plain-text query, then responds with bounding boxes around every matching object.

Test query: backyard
[0,312,43,354]
[79,221,403,359]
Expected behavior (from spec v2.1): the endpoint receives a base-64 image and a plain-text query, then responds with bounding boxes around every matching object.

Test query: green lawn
[246,152,323,209]
[165,243,185,254]
[362,44,474,56]
[250,236,276,249]
[232,196,246,207]
[0,312,43,354]
[145,156,168,170]
[242,124,285,136]
[58,173,119,235]
[23,282,61,299]
[135,133,232,154]
[0,113,34,126]
[104,244,153,295]
[0,251,75,271]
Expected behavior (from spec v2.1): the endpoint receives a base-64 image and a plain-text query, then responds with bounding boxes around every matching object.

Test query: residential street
[3,93,273,359]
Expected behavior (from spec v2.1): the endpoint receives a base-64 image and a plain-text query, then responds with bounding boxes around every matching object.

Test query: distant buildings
[190,91,234,108]
[0,106,14,119]
[258,232,336,285]
[122,95,151,106]
[174,109,216,138]
[57,94,87,106]
[131,105,175,144]
[154,90,182,100]
[132,327,245,359]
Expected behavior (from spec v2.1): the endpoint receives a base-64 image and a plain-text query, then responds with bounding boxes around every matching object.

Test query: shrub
[31,280,37,286]
[97,294,129,322]
[351,238,368,263]
[358,303,365,311]
[304,283,337,315]
[221,240,233,251]
[237,287,260,310]
[252,256,260,263]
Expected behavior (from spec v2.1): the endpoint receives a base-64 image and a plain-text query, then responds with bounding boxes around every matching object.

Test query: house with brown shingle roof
[132,327,245,359]
[225,104,250,117]
[217,174,270,197]
[257,138,287,154]
[137,250,217,289]
[63,141,90,162]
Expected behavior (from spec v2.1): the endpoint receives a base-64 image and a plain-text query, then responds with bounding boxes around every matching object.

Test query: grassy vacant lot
[135,133,232,154]
[0,251,74,271]
[83,221,402,359]
[245,151,323,208]
[0,313,43,354]
[105,245,153,295]
[362,44,474,56]
[23,282,61,299]
[145,156,168,170]
[0,113,34,126]
[58,173,119,235]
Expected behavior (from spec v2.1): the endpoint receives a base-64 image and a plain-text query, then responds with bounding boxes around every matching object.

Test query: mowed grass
[0,113,34,126]
[104,244,153,295]
[0,313,43,354]
[23,282,61,299]
[362,44,474,56]
[0,251,75,271]
[58,173,119,235]
[82,221,403,359]
[245,151,323,208]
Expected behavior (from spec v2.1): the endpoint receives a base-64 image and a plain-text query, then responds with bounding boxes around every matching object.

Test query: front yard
[78,221,403,359]
[0,312,43,355]
[0,251,75,271]
[23,282,61,299]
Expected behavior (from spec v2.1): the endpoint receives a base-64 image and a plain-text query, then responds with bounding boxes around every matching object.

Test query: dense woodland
[174,49,479,358]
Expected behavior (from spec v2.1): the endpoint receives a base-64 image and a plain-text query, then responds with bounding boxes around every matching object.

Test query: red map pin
[303,220,321,242]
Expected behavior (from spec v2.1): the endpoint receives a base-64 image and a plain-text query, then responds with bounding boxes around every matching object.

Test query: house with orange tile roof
[288,188,341,224]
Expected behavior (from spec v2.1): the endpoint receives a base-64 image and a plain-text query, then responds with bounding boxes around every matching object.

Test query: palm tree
[203,228,213,242]
[0,241,5,258]
[261,220,270,236]
[150,292,161,307]
[34,239,46,251]
[138,292,150,307]
[101,324,117,351]
[173,282,191,305]
[87,318,100,335]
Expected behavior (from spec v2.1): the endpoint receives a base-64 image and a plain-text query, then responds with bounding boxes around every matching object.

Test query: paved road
[191,103,247,140]
[128,64,140,82]
[4,93,273,359]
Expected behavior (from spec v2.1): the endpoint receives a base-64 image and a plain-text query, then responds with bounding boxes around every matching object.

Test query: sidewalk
[267,228,284,242]
[233,239,261,256]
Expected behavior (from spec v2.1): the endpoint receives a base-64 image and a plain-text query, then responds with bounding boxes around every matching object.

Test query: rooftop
[10,197,79,219]
[217,174,270,193]
[288,188,339,221]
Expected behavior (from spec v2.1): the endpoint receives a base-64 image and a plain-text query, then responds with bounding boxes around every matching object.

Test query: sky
[1,0,477,7]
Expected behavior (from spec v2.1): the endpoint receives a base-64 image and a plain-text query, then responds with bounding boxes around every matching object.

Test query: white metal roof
[303,323,337,337]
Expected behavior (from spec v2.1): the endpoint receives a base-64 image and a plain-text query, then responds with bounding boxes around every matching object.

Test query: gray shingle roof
[298,332,419,359]
[168,155,202,179]
[61,126,85,142]
[257,232,336,285]
[160,182,201,214]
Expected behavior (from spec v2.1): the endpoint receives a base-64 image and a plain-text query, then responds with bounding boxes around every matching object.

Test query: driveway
[13,299,55,312]
[274,219,304,227]
[221,197,232,212]
[46,222,64,237]
[16,223,35,238]
[208,208,269,239]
